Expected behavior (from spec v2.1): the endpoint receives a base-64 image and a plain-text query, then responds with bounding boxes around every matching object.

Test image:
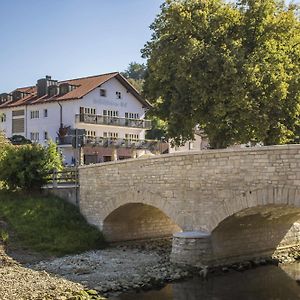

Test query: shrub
[0,141,62,190]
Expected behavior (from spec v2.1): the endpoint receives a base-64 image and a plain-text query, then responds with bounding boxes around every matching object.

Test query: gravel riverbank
[30,239,188,297]
[0,244,83,300]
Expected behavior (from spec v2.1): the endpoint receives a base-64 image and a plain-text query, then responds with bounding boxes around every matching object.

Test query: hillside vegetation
[0,190,106,256]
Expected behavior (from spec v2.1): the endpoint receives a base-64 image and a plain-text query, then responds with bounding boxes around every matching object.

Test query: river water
[111,262,300,300]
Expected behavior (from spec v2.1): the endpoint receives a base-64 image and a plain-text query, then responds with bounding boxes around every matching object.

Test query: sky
[0,0,295,93]
[0,0,164,92]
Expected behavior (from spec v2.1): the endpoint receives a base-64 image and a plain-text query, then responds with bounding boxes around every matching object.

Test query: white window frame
[103,132,118,139]
[0,113,6,123]
[125,112,139,119]
[103,110,119,117]
[30,110,39,119]
[30,132,39,142]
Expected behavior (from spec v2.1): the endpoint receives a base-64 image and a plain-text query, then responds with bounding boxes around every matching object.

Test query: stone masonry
[79,144,300,266]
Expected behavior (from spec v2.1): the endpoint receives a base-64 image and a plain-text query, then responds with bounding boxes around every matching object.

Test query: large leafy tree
[142,0,300,148]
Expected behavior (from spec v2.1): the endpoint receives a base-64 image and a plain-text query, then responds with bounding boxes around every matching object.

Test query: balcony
[56,135,73,146]
[75,114,152,129]
[56,135,167,152]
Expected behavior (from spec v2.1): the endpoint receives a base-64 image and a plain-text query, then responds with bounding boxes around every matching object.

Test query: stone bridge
[79,145,300,266]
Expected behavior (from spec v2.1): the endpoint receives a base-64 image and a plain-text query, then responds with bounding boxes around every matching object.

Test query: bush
[0,141,62,190]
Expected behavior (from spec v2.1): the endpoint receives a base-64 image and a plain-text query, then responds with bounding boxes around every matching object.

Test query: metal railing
[46,168,78,186]
[75,114,152,129]
[84,136,162,150]
[55,134,169,153]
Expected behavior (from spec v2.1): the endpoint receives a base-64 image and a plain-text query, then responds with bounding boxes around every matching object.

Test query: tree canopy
[122,62,147,93]
[142,0,300,148]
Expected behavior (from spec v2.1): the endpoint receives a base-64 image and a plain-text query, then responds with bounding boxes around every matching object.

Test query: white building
[0,72,153,164]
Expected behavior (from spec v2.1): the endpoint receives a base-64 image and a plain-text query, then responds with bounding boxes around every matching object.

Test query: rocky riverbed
[2,237,300,299]
[30,239,189,297]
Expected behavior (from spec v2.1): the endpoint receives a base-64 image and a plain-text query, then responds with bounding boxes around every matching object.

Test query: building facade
[0,72,153,164]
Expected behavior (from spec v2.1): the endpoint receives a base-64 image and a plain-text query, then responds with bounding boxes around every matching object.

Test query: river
[111,262,300,300]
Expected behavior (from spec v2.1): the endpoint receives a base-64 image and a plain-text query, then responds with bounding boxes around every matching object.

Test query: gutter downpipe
[58,101,63,129]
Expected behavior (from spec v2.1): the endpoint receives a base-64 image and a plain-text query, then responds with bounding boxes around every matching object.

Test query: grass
[0,189,106,256]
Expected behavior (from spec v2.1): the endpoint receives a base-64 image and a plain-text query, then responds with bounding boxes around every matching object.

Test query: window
[83,107,96,115]
[125,112,139,119]
[103,132,118,139]
[0,113,6,123]
[86,130,96,137]
[100,89,106,97]
[44,109,48,118]
[116,91,122,99]
[30,110,39,119]
[44,131,48,141]
[125,133,139,141]
[12,118,24,134]
[103,110,119,117]
[30,132,39,142]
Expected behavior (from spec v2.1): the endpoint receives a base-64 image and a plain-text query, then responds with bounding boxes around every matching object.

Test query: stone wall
[42,186,78,206]
[79,144,300,265]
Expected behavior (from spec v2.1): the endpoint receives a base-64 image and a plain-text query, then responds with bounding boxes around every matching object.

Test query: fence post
[52,168,58,188]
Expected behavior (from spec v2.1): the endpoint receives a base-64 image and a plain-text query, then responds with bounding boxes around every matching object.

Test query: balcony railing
[75,114,152,129]
[84,136,161,150]
[56,135,167,151]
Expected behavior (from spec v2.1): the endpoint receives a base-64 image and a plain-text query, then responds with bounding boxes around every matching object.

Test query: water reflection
[111,262,300,300]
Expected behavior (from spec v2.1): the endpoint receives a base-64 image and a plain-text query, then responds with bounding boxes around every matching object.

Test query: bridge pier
[171,231,212,267]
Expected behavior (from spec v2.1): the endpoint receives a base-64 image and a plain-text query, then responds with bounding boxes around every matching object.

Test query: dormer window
[100,89,106,97]
[116,91,122,99]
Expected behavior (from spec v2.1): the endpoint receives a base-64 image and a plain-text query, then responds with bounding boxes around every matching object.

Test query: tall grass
[0,190,106,256]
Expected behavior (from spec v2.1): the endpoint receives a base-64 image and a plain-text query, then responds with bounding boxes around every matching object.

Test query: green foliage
[122,62,147,80]
[0,190,106,256]
[0,142,63,190]
[143,0,300,148]
[0,229,9,244]
[0,131,10,162]
[122,62,147,93]
[127,78,144,93]
[145,115,168,140]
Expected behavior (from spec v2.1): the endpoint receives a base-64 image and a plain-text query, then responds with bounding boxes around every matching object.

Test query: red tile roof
[0,72,151,109]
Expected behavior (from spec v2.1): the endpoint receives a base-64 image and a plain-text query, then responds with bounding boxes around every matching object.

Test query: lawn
[0,189,106,256]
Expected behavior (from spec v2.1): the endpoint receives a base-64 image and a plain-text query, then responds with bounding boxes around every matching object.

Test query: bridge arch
[102,202,181,242]
[208,186,300,232]
[211,204,300,265]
